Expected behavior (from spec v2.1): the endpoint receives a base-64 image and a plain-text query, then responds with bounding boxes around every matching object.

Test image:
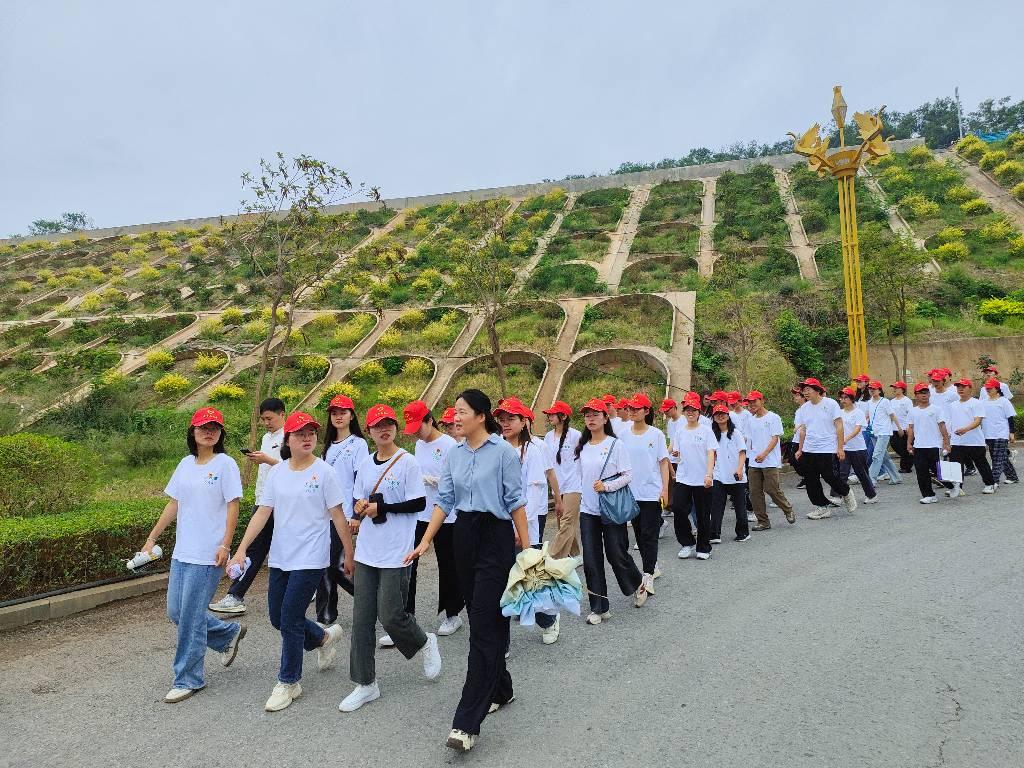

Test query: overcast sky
[2,1,1021,235]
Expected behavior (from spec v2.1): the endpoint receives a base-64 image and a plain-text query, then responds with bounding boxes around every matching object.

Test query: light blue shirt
[436,433,525,520]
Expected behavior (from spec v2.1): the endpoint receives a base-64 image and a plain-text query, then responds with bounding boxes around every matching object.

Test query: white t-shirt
[797,398,842,453]
[262,457,345,571]
[730,409,752,448]
[609,417,631,437]
[674,423,717,486]
[415,433,457,523]
[664,417,684,465]
[930,387,959,420]
[980,396,1015,440]
[908,404,946,449]
[517,440,549,523]
[998,381,1013,400]
[353,451,425,568]
[698,414,712,428]
[254,428,284,503]
[791,406,805,444]
[165,453,243,566]
[947,398,986,447]
[544,427,583,494]
[577,437,632,516]
[713,427,747,484]
[840,407,868,451]
[620,425,669,502]
[865,398,895,437]
[323,434,369,519]
[747,411,784,469]
[890,396,912,430]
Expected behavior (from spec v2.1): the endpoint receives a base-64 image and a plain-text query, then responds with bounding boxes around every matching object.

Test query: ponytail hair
[553,413,569,464]
[455,388,500,434]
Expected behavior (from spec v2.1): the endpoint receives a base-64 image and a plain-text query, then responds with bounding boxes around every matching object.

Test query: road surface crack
[930,682,963,768]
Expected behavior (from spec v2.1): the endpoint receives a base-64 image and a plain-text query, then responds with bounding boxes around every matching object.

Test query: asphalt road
[2,475,1022,768]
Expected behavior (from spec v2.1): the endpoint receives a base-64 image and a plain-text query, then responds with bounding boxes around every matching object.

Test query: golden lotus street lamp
[788,85,892,380]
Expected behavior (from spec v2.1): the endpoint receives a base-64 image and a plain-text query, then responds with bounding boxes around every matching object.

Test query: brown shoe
[751,523,771,531]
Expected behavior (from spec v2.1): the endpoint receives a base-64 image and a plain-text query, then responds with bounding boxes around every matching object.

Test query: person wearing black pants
[580,513,643,615]
[710,404,750,542]
[407,521,463,619]
[946,379,996,496]
[906,383,952,504]
[838,388,877,504]
[405,389,530,754]
[672,393,717,559]
[795,378,857,520]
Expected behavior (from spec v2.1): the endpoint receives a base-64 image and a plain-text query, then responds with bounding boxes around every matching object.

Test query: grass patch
[714,164,789,248]
[559,358,666,410]
[468,301,564,355]
[619,255,701,293]
[441,356,547,407]
[574,296,674,352]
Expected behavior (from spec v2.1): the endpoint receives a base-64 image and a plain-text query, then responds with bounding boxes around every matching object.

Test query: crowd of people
[139,362,1017,752]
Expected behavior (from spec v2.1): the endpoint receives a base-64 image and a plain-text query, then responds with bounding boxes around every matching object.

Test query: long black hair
[187,424,226,457]
[575,411,616,459]
[856,384,871,402]
[456,388,500,434]
[551,413,570,464]
[322,407,364,459]
[711,415,735,441]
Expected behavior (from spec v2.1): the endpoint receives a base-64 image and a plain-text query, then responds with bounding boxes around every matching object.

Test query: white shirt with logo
[840,407,868,451]
[261,457,345,571]
[165,453,244,566]
[980,396,1015,440]
[674,423,717,487]
[908,405,946,449]
[747,411,784,469]
[713,427,747,484]
[866,398,895,437]
[544,427,583,494]
[353,451,425,569]
[947,398,986,447]
[797,398,843,453]
[890,396,912,430]
[414,433,457,523]
[578,437,632,516]
[324,434,369,519]
[620,425,669,502]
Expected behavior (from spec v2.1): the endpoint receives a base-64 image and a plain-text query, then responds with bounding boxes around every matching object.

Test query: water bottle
[127,545,162,572]
[227,557,251,580]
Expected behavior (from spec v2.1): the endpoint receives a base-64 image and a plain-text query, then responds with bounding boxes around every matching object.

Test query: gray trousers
[350,562,428,685]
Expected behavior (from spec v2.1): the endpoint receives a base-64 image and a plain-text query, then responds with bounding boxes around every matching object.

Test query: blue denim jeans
[166,558,241,690]
[268,568,326,684]
[868,433,900,483]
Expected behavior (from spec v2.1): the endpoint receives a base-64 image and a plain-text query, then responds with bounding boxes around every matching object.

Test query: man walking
[745,391,796,529]
[946,378,996,496]
[794,378,857,520]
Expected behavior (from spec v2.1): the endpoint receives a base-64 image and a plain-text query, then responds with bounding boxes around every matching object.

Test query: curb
[0,572,169,632]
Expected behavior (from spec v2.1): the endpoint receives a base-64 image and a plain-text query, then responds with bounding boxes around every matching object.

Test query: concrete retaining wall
[867,334,1024,392]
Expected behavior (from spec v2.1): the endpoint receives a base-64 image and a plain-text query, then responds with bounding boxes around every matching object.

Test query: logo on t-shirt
[304,474,321,494]
[432,447,443,461]
[383,475,402,493]
[204,472,219,486]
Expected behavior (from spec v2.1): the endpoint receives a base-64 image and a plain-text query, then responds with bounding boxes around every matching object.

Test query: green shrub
[1008,235,1024,257]
[936,226,965,243]
[221,307,244,325]
[79,293,104,312]
[402,358,433,379]
[351,360,385,382]
[1011,183,1024,202]
[899,193,939,220]
[993,160,1024,186]
[907,145,932,165]
[943,185,978,204]
[153,373,191,397]
[980,218,1014,243]
[978,298,1024,323]
[395,309,427,329]
[955,135,986,161]
[934,241,969,261]
[960,199,992,216]
[277,385,306,403]
[146,349,175,370]
[197,318,224,340]
[193,352,226,375]
[297,354,330,377]
[209,383,246,401]
[420,321,457,348]
[380,384,418,403]
[0,434,93,519]
[979,150,1008,171]
[308,313,338,331]
[1006,133,1024,154]
[317,381,362,408]
[240,319,269,342]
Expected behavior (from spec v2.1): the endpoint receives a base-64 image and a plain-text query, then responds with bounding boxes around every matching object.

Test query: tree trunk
[885,323,899,382]
[242,272,284,486]
[486,309,508,399]
[265,293,297,397]
[898,292,909,380]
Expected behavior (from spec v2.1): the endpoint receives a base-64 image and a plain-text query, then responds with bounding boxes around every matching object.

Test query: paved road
[2,476,1023,768]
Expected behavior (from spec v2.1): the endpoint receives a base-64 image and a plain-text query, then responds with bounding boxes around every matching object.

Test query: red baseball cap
[365,404,398,428]
[441,406,456,424]
[746,390,764,401]
[542,400,573,417]
[600,394,617,404]
[327,394,355,411]
[659,398,677,412]
[954,378,973,388]
[708,390,726,402]
[983,378,1001,390]
[726,391,742,404]
[616,397,630,410]
[494,397,527,418]
[790,385,804,395]
[402,400,431,434]
[800,377,825,391]
[711,403,729,414]
[284,411,320,433]
[929,372,944,382]
[913,383,930,394]
[853,374,870,383]
[582,398,609,413]
[191,407,224,428]
[890,381,907,390]
[681,394,702,410]
[840,386,857,398]
[628,392,652,409]
[868,380,883,390]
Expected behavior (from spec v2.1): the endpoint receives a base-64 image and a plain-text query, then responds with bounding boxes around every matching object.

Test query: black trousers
[630,500,662,575]
[801,452,849,508]
[451,511,515,737]
[889,432,913,471]
[711,481,749,539]
[913,447,940,497]
[315,524,354,624]
[838,449,876,499]
[580,513,642,614]
[228,507,272,600]
[950,445,994,487]
[407,520,465,618]
[672,482,712,554]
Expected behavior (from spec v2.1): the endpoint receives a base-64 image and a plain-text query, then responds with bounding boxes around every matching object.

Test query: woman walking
[672,393,717,559]
[865,381,902,486]
[339,404,441,712]
[982,378,1019,485]
[710,403,750,543]
[544,401,582,559]
[227,411,354,712]
[620,392,669,600]
[888,381,914,472]
[142,407,245,704]
[404,389,529,753]
[317,394,368,625]
[838,388,878,504]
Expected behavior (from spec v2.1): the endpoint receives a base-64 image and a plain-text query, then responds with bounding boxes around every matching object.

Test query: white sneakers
[317,624,343,672]
[919,496,938,504]
[843,492,858,513]
[634,582,649,608]
[378,634,395,648]
[339,682,380,712]
[709,537,722,544]
[659,520,669,538]
[208,594,246,614]
[946,485,966,498]
[746,512,757,522]
[863,496,879,505]
[437,615,463,636]
[163,687,201,704]
[807,507,832,519]
[585,611,611,625]
[653,565,662,579]
[488,695,515,714]
[643,572,656,595]
[220,625,246,667]
[265,681,302,712]
[541,615,561,644]
[421,633,442,680]
[982,485,996,494]
[677,546,694,559]
[695,551,710,561]
[447,729,477,752]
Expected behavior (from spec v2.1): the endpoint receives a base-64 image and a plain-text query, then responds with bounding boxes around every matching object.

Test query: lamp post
[788,86,892,380]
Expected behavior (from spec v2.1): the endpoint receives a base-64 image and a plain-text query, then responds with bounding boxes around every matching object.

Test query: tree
[226,153,371,476]
[967,97,1024,134]
[861,234,927,381]
[28,211,93,235]
[774,310,823,377]
[702,293,771,393]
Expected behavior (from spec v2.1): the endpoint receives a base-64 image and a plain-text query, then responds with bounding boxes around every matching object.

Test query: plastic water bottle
[227,557,251,580]
[127,545,162,572]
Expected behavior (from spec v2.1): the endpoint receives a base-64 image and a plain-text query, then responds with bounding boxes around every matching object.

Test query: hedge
[0,497,254,602]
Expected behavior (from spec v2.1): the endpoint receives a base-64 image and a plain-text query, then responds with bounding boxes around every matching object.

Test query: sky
[2,0,1022,236]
